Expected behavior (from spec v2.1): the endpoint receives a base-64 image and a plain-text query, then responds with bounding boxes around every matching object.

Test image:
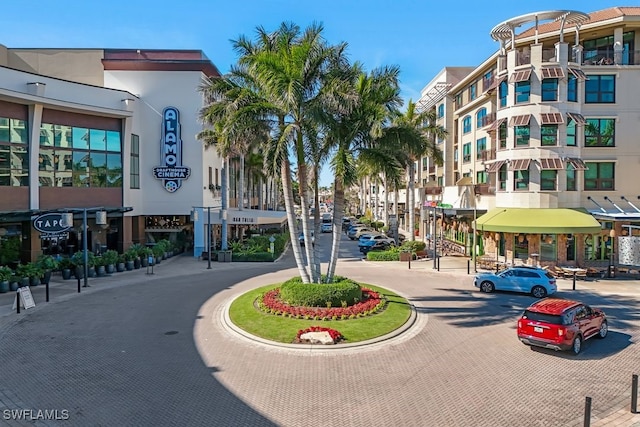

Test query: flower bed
[258,287,386,320]
[295,326,344,344]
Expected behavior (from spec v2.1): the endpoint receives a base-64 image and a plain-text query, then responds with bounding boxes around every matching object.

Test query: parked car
[474,266,557,298]
[321,223,332,233]
[347,225,368,240]
[362,240,393,255]
[298,231,315,246]
[385,231,406,243]
[359,234,395,252]
[517,298,608,355]
[358,232,384,244]
[353,227,377,240]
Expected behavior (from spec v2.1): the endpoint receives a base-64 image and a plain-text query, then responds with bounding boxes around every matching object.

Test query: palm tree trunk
[384,173,389,227]
[281,157,310,283]
[327,180,344,282]
[258,176,264,210]
[312,168,321,282]
[239,155,245,211]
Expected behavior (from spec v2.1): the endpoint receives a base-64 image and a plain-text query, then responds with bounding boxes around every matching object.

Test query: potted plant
[129,244,143,269]
[29,263,44,286]
[124,250,136,271]
[15,263,32,287]
[116,253,126,272]
[0,265,12,293]
[59,257,74,280]
[140,247,153,267]
[71,251,95,279]
[102,250,118,274]
[152,245,164,264]
[36,254,59,286]
[94,256,106,277]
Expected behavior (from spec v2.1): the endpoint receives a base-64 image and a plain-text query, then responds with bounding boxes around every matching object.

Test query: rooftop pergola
[415,82,452,113]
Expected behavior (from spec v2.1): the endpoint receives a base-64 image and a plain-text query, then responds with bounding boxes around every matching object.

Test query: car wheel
[480,281,494,293]
[597,320,608,339]
[570,335,582,355]
[531,286,547,298]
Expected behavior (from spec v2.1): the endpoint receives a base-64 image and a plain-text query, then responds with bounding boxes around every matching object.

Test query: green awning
[474,208,602,234]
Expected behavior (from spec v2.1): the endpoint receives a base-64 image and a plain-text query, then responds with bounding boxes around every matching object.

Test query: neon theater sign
[153,107,191,192]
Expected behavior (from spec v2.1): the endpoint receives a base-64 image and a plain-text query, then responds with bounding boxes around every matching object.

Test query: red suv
[517,298,608,355]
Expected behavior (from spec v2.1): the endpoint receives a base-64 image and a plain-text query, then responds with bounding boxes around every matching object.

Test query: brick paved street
[1,245,639,427]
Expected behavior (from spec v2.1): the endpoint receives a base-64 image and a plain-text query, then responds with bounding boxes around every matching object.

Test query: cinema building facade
[0,46,285,264]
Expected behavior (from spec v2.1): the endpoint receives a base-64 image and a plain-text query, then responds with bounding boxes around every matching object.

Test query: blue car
[473,266,557,298]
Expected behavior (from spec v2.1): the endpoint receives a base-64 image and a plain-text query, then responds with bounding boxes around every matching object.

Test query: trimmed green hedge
[231,252,275,262]
[367,250,400,261]
[280,276,362,307]
[401,240,426,252]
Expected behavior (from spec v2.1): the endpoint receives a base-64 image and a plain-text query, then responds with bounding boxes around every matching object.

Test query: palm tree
[379,101,445,241]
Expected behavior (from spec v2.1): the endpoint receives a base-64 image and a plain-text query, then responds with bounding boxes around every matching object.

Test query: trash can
[218,250,232,263]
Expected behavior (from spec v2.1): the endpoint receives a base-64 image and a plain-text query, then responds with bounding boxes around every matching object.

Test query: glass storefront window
[514,235,528,260]
[90,129,106,151]
[72,127,89,150]
[540,235,556,261]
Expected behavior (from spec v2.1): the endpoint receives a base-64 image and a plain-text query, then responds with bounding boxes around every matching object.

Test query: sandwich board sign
[13,287,36,310]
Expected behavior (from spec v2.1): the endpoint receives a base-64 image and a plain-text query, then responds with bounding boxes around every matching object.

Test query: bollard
[16,289,20,314]
[77,274,81,293]
[573,272,577,291]
[467,259,470,275]
[632,374,638,414]
[584,396,592,427]
[437,255,440,272]
[46,280,49,302]
[408,254,411,270]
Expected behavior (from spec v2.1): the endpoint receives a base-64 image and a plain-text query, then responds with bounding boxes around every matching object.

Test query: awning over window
[508,114,531,126]
[567,158,588,170]
[474,208,602,234]
[483,75,507,93]
[567,112,586,125]
[539,158,564,170]
[509,68,532,83]
[485,160,506,173]
[541,67,565,79]
[484,118,506,132]
[540,113,564,125]
[509,159,531,171]
[568,67,588,80]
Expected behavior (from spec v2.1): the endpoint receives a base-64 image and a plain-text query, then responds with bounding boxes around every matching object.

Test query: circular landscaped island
[227,276,413,345]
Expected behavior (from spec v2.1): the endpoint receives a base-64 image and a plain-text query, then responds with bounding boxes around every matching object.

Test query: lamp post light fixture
[608,228,617,278]
[192,206,217,270]
[62,207,106,288]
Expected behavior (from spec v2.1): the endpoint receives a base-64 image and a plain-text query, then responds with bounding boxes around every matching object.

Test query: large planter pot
[125,261,134,271]
[141,257,148,267]
[106,264,115,274]
[30,277,41,287]
[0,281,9,293]
[133,258,141,269]
[116,263,126,272]
[88,267,97,278]
[96,266,107,277]
[20,277,30,287]
[9,281,19,292]
[74,267,85,280]
[61,269,72,280]
[42,270,52,285]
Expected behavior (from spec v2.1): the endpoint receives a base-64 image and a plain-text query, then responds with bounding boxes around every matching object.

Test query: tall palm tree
[379,101,445,241]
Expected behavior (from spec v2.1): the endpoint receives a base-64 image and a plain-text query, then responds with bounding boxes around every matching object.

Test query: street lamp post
[192,206,218,269]
[63,207,106,288]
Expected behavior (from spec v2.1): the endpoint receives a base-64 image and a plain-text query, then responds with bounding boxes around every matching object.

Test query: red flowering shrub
[258,287,386,320]
[296,326,344,343]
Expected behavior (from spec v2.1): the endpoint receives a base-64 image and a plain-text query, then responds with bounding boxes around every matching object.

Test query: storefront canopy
[474,208,602,234]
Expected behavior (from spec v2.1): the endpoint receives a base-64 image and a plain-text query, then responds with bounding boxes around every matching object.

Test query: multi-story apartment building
[0,46,285,264]
[417,7,640,269]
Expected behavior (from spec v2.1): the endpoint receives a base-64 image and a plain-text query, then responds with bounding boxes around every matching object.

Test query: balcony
[480,149,497,162]
[474,184,495,196]
[581,49,640,66]
[428,166,435,174]
[479,112,497,128]
[424,186,442,195]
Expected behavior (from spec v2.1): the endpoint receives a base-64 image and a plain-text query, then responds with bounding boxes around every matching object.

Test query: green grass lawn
[228,283,412,344]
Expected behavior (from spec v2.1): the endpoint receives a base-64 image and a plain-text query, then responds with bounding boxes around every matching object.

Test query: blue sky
[0,1,625,186]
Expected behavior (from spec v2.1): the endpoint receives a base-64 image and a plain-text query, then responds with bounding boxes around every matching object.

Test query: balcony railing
[516,49,531,66]
[428,166,435,174]
[542,49,557,62]
[425,186,442,195]
[474,184,495,196]
[480,149,497,162]
[581,49,639,66]
[479,112,497,128]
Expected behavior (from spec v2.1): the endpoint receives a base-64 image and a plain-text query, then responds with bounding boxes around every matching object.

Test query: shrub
[401,240,426,252]
[36,254,59,271]
[279,276,362,307]
[0,265,13,282]
[366,250,400,261]
[102,250,119,266]
[231,252,274,262]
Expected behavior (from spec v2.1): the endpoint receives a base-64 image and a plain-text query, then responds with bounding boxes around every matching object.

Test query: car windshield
[523,310,565,325]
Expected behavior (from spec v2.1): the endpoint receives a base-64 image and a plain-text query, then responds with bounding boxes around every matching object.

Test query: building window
[476,137,486,160]
[498,164,507,190]
[454,147,458,162]
[515,80,530,104]
[38,122,121,188]
[540,234,557,261]
[422,157,428,170]
[566,119,577,146]
[476,108,486,128]
[584,162,614,190]
[498,121,507,149]
[476,171,487,184]
[515,125,530,146]
[455,93,463,109]
[462,116,471,134]
[130,134,140,189]
[514,169,529,190]
[585,75,615,103]
[437,103,444,118]
[437,176,443,186]
[463,143,471,163]
[469,83,477,101]
[541,125,558,146]
[566,165,576,191]
[541,78,558,101]
[583,31,635,66]
[567,75,577,102]
[585,118,615,147]
[0,117,29,186]
[499,80,508,108]
[541,170,557,191]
